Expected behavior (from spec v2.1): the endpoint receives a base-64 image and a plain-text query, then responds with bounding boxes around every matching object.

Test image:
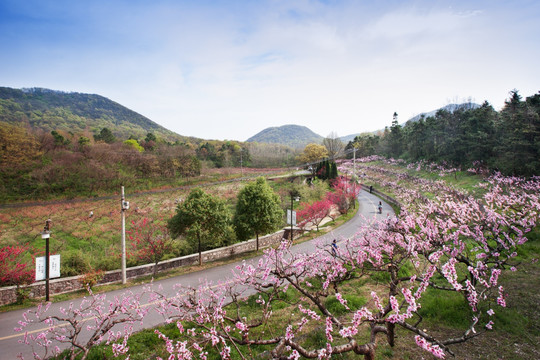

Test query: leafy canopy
[234,177,284,241]
[168,188,231,251]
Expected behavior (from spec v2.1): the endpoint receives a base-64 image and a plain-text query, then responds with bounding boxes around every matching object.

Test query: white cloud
[1,0,539,141]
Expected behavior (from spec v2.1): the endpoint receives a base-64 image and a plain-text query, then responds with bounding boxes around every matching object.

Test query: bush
[62,251,91,277]
[80,269,104,290]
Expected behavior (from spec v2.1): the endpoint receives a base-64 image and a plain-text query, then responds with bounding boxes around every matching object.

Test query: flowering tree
[15,288,151,360]
[296,198,333,231]
[326,177,361,214]
[1,245,34,303]
[128,217,173,277]
[0,245,33,287]
[150,171,539,359]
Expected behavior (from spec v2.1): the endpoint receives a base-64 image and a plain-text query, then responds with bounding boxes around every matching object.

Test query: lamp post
[121,186,129,284]
[42,219,51,301]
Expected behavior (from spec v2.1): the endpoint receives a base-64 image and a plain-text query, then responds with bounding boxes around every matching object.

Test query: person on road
[331,239,338,257]
[378,201,382,214]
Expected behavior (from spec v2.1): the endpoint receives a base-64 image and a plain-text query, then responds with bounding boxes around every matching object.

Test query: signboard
[35,255,61,281]
[287,209,297,226]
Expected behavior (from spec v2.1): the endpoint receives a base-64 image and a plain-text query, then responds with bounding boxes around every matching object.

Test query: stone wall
[0,229,291,306]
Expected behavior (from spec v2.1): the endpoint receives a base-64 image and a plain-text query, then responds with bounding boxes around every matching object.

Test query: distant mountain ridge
[406,102,480,124]
[247,124,324,149]
[0,87,190,142]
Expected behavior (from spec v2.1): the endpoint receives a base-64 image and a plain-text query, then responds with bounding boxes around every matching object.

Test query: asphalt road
[0,190,393,360]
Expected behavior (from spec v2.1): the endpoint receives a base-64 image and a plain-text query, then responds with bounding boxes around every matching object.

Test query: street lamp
[42,219,51,301]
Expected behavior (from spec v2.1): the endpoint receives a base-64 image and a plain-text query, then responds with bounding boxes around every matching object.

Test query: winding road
[0,190,393,360]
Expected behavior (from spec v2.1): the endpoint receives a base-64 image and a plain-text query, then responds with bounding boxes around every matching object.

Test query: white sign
[287,209,297,226]
[35,255,61,281]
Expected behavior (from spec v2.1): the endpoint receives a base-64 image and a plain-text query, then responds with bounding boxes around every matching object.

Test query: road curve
[0,190,393,360]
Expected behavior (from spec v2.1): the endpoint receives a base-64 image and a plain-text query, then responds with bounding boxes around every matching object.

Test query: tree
[322,131,344,159]
[51,130,71,147]
[0,246,34,302]
[168,188,231,265]
[78,136,90,147]
[297,143,329,165]
[233,177,284,250]
[345,133,380,158]
[94,127,116,144]
[0,121,42,169]
[16,288,150,360]
[128,218,174,277]
[327,177,361,214]
[123,139,144,152]
[145,132,157,143]
[296,198,333,231]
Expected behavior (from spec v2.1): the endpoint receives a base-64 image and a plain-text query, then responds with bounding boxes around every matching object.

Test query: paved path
[0,190,393,360]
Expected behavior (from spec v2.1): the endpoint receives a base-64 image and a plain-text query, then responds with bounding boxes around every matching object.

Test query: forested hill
[247,124,323,148]
[0,87,189,142]
[344,90,540,177]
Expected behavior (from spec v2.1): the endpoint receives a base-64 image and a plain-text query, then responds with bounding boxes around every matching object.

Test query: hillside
[406,102,480,124]
[0,87,191,142]
[246,124,323,148]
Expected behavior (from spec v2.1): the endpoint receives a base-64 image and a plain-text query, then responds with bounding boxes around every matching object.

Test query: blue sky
[1,0,539,141]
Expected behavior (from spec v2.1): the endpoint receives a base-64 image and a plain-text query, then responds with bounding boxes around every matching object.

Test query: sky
[1,0,539,141]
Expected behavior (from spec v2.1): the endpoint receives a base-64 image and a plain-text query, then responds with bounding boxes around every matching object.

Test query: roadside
[0,196,360,313]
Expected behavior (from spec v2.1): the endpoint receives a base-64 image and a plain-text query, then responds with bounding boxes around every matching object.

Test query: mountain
[406,102,481,124]
[0,87,190,142]
[339,133,362,143]
[246,124,324,149]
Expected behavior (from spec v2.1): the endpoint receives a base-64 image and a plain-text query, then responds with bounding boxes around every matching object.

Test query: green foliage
[62,251,92,277]
[168,188,232,253]
[344,90,540,176]
[94,127,116,144]
[123,139,144,152]
[233,177,284,242]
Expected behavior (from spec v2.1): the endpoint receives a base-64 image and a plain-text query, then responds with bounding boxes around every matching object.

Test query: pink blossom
[415,336,446,358]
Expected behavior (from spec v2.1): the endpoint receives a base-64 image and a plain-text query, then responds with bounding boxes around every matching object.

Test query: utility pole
[290,194,294,242]
[121,186,128,284]
[353,147,356,178]
[240,148,243,177]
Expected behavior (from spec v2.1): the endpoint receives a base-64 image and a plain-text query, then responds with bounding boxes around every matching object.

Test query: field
[0,167,291,275]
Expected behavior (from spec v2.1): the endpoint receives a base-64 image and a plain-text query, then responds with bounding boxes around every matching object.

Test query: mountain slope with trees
[345,90,540,176]
[247,124,324,148]
[0,87,190,143]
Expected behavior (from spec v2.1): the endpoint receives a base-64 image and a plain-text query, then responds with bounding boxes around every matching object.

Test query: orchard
[16,158,540,359]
